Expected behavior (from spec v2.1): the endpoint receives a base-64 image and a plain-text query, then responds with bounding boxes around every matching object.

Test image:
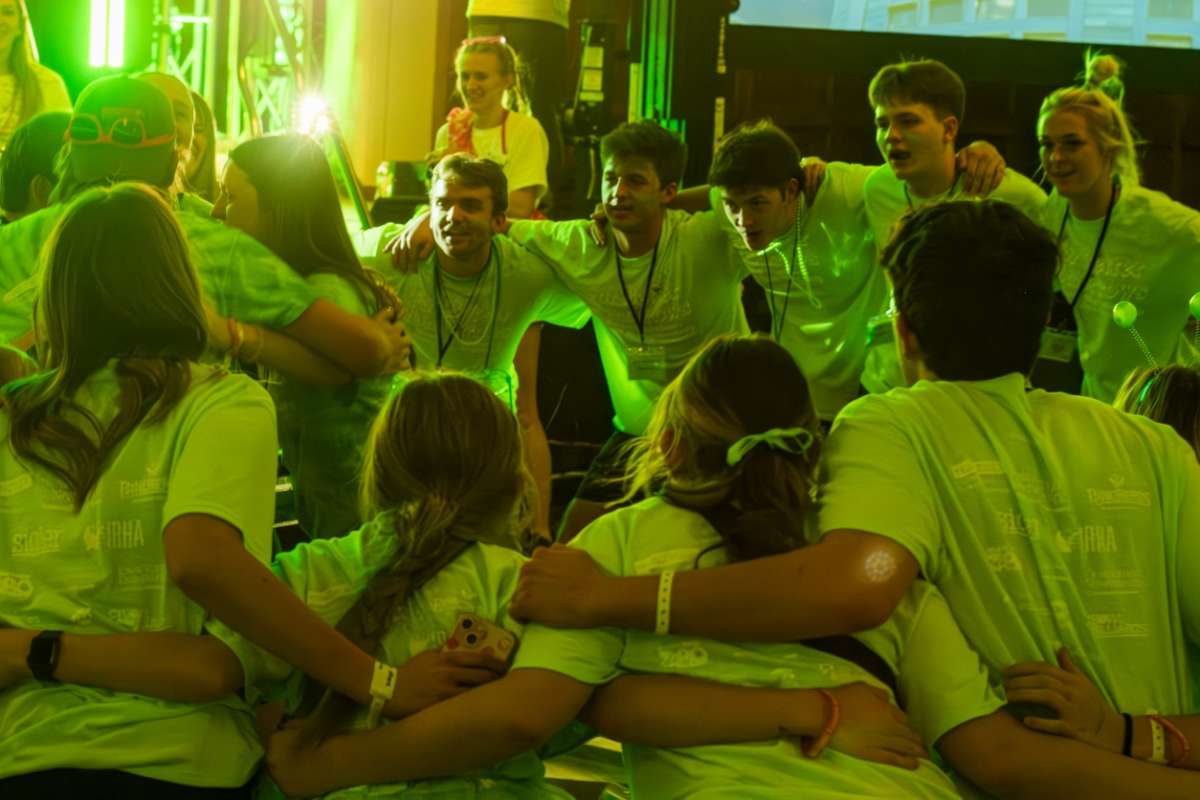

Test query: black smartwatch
[26,630,63,683]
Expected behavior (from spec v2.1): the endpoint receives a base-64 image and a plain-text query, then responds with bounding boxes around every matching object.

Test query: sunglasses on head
[66,113,175,149]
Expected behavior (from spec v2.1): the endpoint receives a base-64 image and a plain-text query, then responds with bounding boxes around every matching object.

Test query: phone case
[445,612,517,661]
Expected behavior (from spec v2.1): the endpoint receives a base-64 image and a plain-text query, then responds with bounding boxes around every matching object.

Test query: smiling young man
[504,120,750,540]
[860,59,1048,392]
[378,155,588,538]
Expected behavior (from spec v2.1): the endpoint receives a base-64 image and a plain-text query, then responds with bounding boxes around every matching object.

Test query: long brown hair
[6,1,46,124]
[227,134,396,315]
[2,184,210,510]
[623,334,822,564]
[302,372,536,740]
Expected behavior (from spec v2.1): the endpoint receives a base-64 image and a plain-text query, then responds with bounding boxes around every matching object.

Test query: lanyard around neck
[434,244,501,368]
[1057,178,1118,308]
[616,236,661,344]
[762,203,806,341]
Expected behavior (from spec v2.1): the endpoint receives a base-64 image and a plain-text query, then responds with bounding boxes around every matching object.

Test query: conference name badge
[1038,328,1078,363]
[626,343,671,382]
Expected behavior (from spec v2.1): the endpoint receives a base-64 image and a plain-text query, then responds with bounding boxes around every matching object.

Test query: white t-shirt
[0,205,321,345]
[467,0,570,27]
[374,235,589,409]
[0,362,277,786]
[819,373,1200,716]
[858,164,1048,393]
[435,109,550,201]
[508,210,749,435]
[733,164,884,419]
[1040,185,1200,402]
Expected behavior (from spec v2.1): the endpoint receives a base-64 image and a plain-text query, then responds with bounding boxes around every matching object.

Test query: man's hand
[587,203,609,248]
[371,306,413,373]
[510,544,613,628]
[1002,647,1123,752]
[800,157,827,206]
[384,211,435,274]
[956,141,1006,196]
[384,648,508,719]
[798,682,927,768]
[263,718,343,799]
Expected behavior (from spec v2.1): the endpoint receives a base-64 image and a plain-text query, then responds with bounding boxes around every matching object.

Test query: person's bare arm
[0,628,243,703]
[264,668,593,798]
[939,709,1200,799]
[282,300,407,378]
[514,324,552,541]
[163,514,504,717]
[669,185,714,213]
[585,675,926,767]
[511,531,919,641]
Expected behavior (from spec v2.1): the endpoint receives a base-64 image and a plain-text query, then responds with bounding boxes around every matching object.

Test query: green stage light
[89,0,126,69]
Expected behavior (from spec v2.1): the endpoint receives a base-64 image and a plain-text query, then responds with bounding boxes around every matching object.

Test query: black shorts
[573,430,637,504]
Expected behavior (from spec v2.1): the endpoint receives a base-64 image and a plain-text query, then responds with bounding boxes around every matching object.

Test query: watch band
[26,630,63,683]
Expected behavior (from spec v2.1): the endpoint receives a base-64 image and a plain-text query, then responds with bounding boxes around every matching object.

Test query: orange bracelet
[807,689,841,755]
[1150,715,1191,767]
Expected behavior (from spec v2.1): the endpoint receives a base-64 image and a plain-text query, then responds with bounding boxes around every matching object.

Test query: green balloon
[1190,291,1200,319]
[1112,300,1138,329]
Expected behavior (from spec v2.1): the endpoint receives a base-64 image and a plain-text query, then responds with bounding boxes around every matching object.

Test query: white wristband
[655,570,675,636]
[1149,716,1167,764]
[367,660,398,728]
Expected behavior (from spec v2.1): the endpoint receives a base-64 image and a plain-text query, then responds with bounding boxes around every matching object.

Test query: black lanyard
[616,237,660,344]
[762,208,802,342]
[1056,180,1117,309]
[434,244,500,368]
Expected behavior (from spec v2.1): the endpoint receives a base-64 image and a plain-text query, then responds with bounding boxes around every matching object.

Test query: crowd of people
[0,12,1197,799]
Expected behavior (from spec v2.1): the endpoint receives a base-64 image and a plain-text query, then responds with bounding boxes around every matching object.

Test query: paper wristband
[366,660,398,729]
[1148,716,1167,765]
[1151,715,1190,767]
[655,570,675,636]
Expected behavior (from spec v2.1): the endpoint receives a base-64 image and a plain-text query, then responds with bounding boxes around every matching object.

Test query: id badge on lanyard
[626,343,671,382]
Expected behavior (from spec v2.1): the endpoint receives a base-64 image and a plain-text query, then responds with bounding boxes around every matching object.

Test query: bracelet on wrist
[366,660,398,728]
[225,317,244,360]
[806,689,841,756]
[1121,712,1133,757]
[1150,715,1190,767]
[654,570,674,636]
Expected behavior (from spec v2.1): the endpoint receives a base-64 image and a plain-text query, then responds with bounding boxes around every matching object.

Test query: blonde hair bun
[1083,51,1125,103]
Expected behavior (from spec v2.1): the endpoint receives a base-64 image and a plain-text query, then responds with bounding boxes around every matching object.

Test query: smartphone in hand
[445,613,517,662]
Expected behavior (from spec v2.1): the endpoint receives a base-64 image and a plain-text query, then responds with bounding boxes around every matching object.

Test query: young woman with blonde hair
[0,184,446,797]
[1034,51,1200,400]
[431,36,548,219]
[214,132,402,538]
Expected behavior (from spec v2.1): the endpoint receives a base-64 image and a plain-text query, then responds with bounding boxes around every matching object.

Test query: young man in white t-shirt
[502,121,748,541]
[379,155,587,539]
[509,201,1200,791]
[860,58,1047,392]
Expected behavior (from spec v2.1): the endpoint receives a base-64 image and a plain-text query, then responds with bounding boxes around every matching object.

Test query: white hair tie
[725,427,815,467]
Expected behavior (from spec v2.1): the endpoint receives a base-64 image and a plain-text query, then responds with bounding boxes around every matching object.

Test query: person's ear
[783,177,801,204]
[28,174,53,211]
[660,181,678,206]
[894,312,922,363]
[491,211,507,234]
[943,116,960,145]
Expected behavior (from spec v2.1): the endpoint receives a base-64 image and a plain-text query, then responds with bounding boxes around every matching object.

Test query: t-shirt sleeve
[896,583,1005,748]
[817,398,943,577]
[511,521,626,685]
[187,218,321,328]
[504,115,549,196]
[995,171,1048,222]
[1174,453,1200,648]
[37,67,72,111]
[505,220,591,280]
[163,375,277,565]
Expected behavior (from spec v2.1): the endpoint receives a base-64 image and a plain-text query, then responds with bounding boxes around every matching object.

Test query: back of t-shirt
[819,373,1200,716]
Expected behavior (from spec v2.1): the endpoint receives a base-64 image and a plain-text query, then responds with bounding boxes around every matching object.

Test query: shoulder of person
[181,363,275,417]
[994,168,1048,208]
[1121,184,1200,243]
[862,163,901,201]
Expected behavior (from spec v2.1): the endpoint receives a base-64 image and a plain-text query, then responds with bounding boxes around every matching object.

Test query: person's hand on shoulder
[587,203,609,248]
[384,647,509,719]
[800,157,828,206]
[384,211,435,274]
[956,141,1006,197]
[510,544,614,628]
